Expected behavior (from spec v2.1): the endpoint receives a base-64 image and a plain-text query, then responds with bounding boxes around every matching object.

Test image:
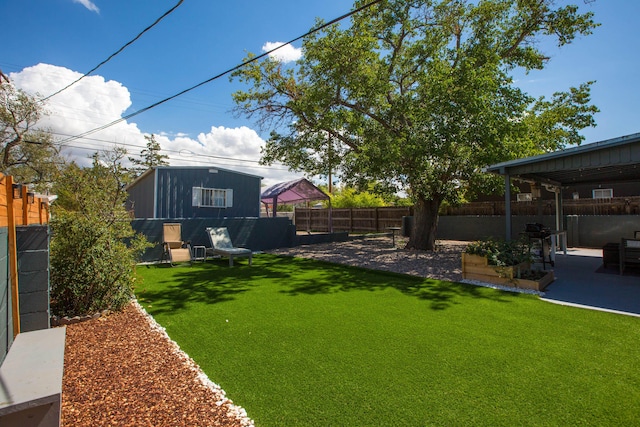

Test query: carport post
[555,189,563,232]
[504,172,512,241]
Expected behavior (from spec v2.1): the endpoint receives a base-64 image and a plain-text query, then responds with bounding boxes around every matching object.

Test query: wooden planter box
[461,253,554,291]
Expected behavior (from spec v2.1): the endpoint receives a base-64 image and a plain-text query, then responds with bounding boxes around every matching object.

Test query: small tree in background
[50,149,150,316]
[325,186,387,208]
[128,133,169,178]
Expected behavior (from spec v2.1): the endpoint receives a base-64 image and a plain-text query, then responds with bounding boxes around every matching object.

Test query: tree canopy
[0,79,63,190]
[232,0,599,250]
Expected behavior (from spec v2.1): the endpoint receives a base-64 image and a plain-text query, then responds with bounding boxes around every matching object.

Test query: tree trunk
[406,196,441,251]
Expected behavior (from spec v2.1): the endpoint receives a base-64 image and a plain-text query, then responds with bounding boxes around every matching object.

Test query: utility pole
[327,137,333,194]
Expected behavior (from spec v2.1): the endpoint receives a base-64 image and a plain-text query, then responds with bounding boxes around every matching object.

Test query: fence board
[441,196,640,216]
[295,206,411,233]
[297,198,639,233]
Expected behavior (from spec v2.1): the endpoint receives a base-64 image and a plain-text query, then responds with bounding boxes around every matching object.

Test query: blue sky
[1,0,638,187]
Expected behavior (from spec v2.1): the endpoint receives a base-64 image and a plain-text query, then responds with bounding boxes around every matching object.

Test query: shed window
[592,188,613,199]
[192,187,233,208]
[517,193,532,202]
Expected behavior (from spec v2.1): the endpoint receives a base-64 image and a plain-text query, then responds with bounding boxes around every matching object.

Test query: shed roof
[260,178,329,204]
[125,165,263,190]
[486,132,640,187]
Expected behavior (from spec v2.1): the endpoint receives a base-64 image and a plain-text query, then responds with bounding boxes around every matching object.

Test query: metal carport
[486,132,640,240]
[260,177,330,218]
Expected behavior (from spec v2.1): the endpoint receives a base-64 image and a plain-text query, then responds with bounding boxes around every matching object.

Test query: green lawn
[136,254,640,426]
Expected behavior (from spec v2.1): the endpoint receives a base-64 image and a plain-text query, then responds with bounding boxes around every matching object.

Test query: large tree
[231,0,598,250]
[0,79,62,190]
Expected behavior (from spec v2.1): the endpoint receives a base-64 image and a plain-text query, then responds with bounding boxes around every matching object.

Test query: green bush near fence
[50,158,151,317]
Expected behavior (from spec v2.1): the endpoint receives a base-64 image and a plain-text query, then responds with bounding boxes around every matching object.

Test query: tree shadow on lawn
[136,254,527,315]
[136,255,294,315]
[277,257,526,310]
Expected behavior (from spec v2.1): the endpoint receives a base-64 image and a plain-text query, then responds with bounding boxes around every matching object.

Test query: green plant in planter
[464,238,552,287]
[464,238,534,267]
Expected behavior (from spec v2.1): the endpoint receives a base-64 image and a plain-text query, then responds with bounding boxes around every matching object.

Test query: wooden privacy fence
[441,196,640,216]
[295,207,412,233]
[295,196,640,232]
[0,175,50,226]
[0,173,50,341]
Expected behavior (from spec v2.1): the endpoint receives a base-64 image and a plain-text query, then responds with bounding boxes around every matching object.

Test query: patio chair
[162,223,193,266]
[620,238,640,275]
[205,227,252,267]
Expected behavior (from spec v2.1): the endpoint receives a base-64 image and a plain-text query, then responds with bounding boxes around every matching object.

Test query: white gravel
[268,235,466,282]
[268,235,544,295]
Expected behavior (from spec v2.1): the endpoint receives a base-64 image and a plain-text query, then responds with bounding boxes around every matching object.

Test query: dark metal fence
[131,217,296,262]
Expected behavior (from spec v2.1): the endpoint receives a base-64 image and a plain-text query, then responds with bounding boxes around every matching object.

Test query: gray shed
[126,166,263,219]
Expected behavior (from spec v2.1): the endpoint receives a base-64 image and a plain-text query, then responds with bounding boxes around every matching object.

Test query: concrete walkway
[542,248,640,317]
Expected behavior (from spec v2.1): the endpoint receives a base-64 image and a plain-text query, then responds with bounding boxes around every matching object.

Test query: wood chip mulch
[61,239,469,426]
[61,302,254,427]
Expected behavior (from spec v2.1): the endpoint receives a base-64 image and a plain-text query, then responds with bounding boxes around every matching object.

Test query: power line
[41,0,184,102]
[23,136,293,171]
[3,61,233,114]
[67,143,293,172]
[25,126,286,165]
[43,130,283,165]
[57,0,384,146]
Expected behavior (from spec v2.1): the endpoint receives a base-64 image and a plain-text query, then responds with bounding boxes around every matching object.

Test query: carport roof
[486,132,640,187]
[260,177,329,205]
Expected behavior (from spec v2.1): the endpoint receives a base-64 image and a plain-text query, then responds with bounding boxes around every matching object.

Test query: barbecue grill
[523,223,553,268]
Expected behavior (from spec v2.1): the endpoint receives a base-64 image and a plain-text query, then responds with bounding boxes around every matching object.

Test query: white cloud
[261,42,302,63]
[165,126,301,187]
[72,0,100,13]
[197,126,263,160]
[9,63,302,187]
[11,64,141,167]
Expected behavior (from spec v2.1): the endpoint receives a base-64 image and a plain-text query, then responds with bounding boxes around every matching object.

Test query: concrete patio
[542,247,640,317]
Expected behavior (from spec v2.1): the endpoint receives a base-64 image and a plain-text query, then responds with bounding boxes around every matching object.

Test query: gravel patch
[269,236,546,295]
[268,236,468,282]
[460,279,546,296]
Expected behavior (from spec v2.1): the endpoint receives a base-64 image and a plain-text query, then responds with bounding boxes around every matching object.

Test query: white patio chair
[206,227,252,267]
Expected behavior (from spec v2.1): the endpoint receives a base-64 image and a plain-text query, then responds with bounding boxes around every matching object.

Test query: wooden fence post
[6,176,19,337]
[38,197,48,225]
[38,198,44,224]
[375,208,379,232]
[21,184,29,225]
[350,208,354,232]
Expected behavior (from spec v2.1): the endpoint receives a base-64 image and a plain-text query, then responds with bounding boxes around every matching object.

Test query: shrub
[50,211,150,316]
[464,238,534,267]
[49,152,151,317]
[324,186,387,208]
